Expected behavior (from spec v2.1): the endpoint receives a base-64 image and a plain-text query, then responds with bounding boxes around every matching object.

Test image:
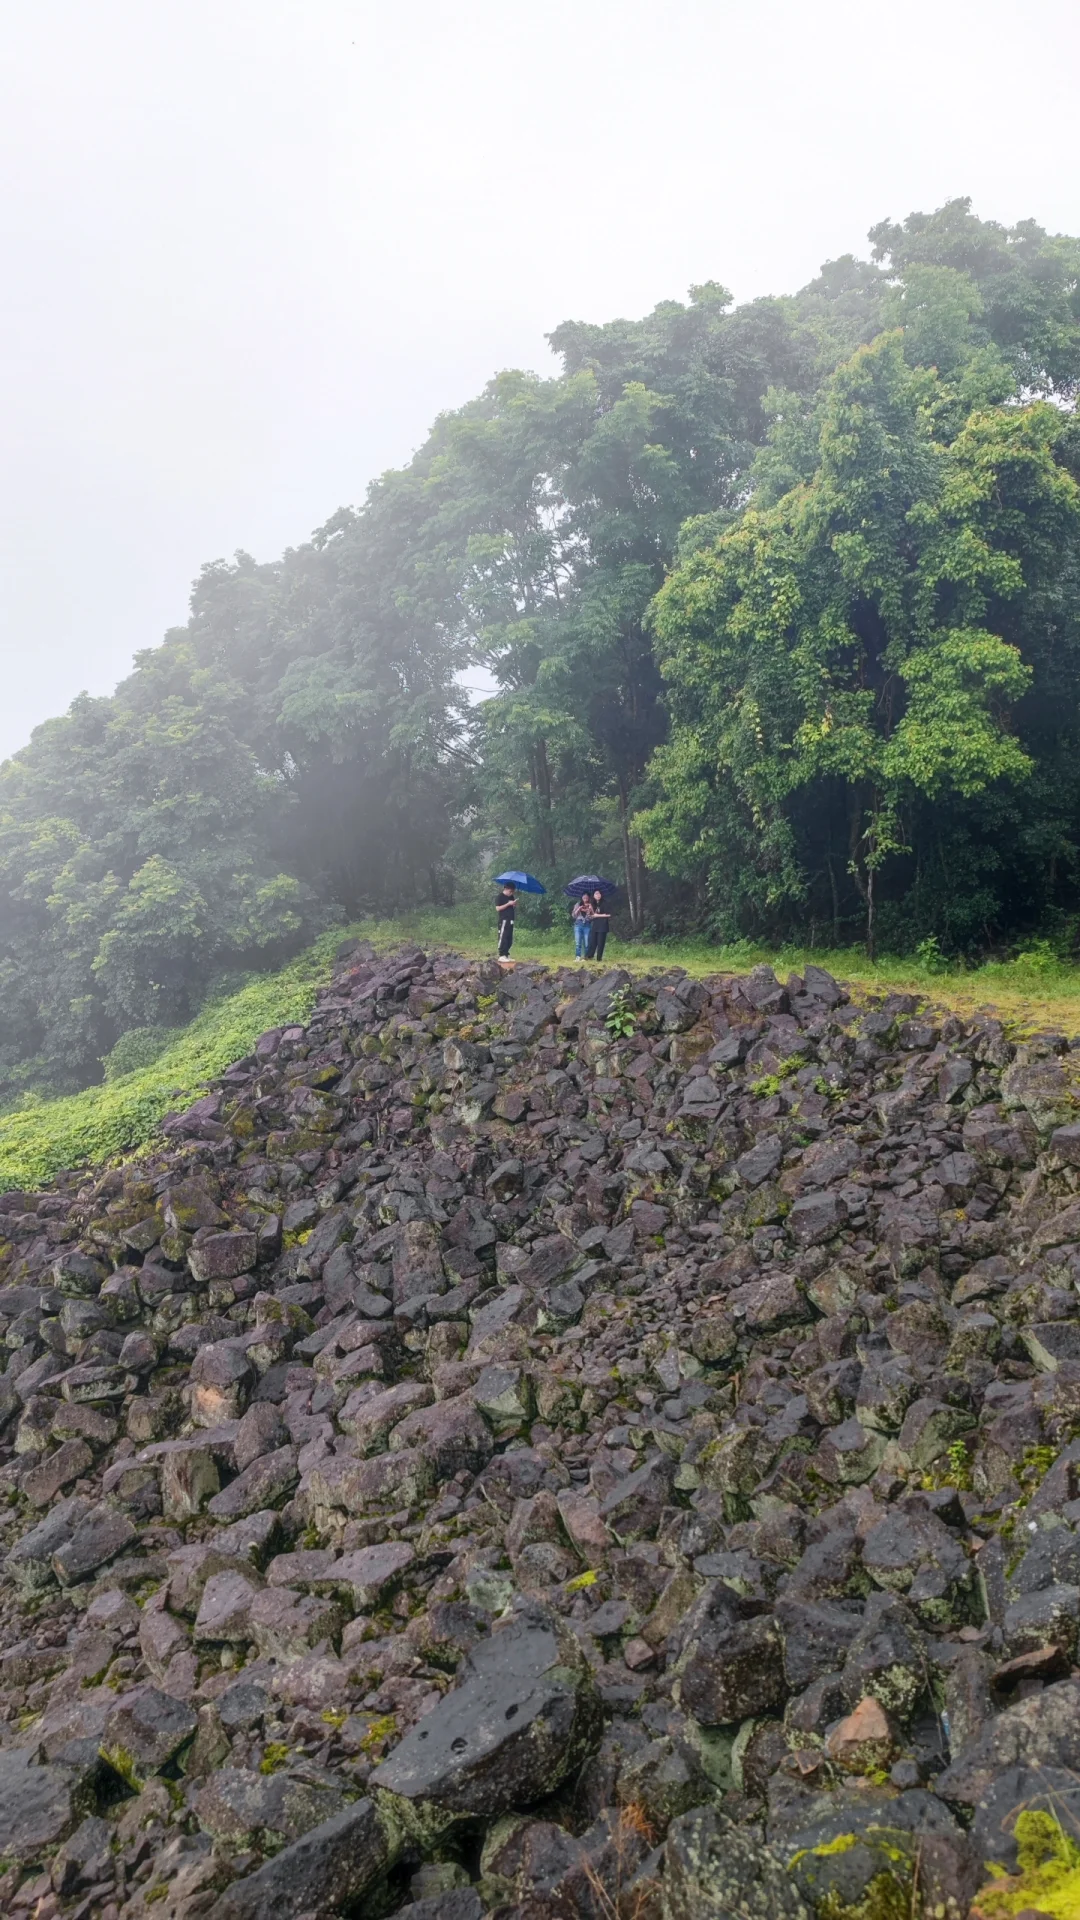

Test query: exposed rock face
[1,941,1080,1915]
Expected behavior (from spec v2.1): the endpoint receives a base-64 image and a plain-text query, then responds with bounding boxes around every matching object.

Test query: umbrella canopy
[563,874,619,897]
[494,871,546,894]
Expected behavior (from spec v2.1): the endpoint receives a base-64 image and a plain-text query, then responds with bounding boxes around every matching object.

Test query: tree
[638,330,1080,952]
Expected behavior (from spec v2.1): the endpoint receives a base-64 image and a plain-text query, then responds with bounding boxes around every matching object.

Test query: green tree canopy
[639,331,1080,950]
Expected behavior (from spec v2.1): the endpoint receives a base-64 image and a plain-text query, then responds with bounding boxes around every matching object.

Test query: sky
[1,0,1079,760]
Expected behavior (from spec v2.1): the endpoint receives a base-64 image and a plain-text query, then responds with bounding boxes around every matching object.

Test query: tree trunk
[532,739,556,867]
[827,856,840,943]
[617,773,646,934]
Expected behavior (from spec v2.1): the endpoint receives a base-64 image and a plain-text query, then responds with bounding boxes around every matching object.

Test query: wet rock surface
[1,943,1080,1915]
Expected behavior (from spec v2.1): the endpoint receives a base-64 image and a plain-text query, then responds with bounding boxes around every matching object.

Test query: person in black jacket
[586,889,610,961]
[496,884,516,959]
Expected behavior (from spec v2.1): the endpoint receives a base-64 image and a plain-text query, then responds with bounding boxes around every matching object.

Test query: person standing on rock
[586,889,610,961]
[572,890,593,960]
[496,883,516,960]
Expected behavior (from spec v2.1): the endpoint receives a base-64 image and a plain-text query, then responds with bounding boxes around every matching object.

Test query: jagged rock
[50,1813,112,1895]
[189,1230,258,1283]
[188,1341,254,1426]
[841,1591,929,1718]
[247,1587,344,1659]
[388,1392,495,1480]
[673,1583,787,1723]
[4,1495,92,1593]
[776,1595,864,1688]
[375,1604,601,1816]
[936,1676,1080,1812]
[195,1764,348,1849]
[862,1501,976,1625]
[52,1504,137,1583]
[663,1805,808,1920]
[205,1443,298,1518]
[193,1569,262,1643]
[558,969,631,1032]
[101,1684,198,1778]
[0,1749,88,1868]
[600,1454,674,1540]
[826,1693,896,1770]
[209,1797,391,1919]
[773,1788,979,1920]
[334,1541,415,1608]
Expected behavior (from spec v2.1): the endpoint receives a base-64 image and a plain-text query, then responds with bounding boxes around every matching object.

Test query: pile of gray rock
[1,940,1080,1919]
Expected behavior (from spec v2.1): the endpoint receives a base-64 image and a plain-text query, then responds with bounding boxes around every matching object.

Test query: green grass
[4,903,1080,1194]
[0,930,351,1194]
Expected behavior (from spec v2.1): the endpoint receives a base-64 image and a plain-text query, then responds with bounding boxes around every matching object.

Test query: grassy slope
[0,931,350,1193]
[3,904,1079,1193]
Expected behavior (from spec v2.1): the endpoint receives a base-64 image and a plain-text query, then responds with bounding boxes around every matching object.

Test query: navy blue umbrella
[563,874,618,897]
[494,871,546,894]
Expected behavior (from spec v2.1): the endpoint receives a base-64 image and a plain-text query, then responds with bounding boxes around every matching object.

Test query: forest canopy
[4,197,1080,1096]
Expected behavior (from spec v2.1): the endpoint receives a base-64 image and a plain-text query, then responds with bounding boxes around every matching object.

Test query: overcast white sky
[1,0,1078,761]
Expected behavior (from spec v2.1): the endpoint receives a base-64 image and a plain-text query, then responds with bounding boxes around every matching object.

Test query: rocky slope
[2,942,1080,1920]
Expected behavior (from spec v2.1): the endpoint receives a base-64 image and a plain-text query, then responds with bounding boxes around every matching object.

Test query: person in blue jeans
[572,892,593,959]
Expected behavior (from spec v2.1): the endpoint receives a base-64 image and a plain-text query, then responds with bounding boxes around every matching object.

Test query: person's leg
[499,917,513,958]
[594,924,607,962]
[586,921,597,959]
[575,922,587,958]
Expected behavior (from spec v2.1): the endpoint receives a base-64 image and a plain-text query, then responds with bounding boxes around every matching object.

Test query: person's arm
[497,897,514,918]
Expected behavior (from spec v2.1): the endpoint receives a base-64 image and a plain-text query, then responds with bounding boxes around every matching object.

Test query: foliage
[604,989,637,1038]
[973,1809,1080,1920]
[640,327,1080,954]
[101,1026,183,1082]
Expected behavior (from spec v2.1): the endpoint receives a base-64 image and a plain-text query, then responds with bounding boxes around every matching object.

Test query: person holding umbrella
[493,871,546,963]
[496,883,516,959]
[562,875,617,962]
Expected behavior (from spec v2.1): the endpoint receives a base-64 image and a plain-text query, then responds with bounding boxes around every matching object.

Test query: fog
[1,0,1078,761]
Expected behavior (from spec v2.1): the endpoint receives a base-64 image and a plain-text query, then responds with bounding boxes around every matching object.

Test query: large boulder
[209,1798,391,1920]
[374,1604,601,1818]
[662,1805,809,1920]
[0,1748,89,1869]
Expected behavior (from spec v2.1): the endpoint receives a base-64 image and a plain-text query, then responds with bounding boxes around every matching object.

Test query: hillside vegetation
[0,932,347,1193]
[5,198,1080,1104]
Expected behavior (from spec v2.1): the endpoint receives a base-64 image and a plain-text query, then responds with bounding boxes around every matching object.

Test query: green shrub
[102,1027,182,1082]
[1012,938,1064,976]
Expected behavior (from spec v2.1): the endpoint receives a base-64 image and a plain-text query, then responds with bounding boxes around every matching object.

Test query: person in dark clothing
[496,884,516,959]
[586,889,610,961]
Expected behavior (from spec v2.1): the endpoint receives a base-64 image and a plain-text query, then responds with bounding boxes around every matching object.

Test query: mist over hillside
[4,198,1080,1101]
